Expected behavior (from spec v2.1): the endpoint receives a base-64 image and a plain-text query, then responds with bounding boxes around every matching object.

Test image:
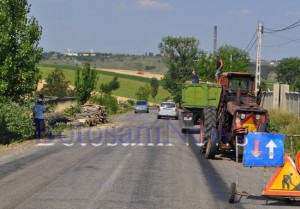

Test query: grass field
[41,54,169,73]
[37,63,171,104]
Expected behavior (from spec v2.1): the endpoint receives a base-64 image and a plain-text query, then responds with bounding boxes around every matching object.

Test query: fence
[262,83,300,118]
[286,93,300,118]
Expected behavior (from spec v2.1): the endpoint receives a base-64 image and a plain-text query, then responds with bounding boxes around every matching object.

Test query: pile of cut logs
[70,104,108,127]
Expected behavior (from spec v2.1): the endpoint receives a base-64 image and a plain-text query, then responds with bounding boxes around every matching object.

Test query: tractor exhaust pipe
[236,82,241,104]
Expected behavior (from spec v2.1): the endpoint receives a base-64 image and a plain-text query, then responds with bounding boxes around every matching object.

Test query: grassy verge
[269,109,300,156]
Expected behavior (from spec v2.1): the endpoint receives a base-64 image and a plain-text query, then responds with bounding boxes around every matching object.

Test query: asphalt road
[0,109,299,209]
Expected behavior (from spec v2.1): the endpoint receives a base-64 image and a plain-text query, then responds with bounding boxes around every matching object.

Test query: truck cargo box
[181,82,222,108]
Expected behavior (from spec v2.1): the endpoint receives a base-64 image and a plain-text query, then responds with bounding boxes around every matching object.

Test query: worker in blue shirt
[192,70,199,83]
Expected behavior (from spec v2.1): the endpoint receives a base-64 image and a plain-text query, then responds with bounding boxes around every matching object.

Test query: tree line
[158,36,300,103]
[0,0,299,145]
[0,0,299,107]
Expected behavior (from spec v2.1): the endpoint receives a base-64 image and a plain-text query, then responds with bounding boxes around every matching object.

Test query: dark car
[134,100,149,113]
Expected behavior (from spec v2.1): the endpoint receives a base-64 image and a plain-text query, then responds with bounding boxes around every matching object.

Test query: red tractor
[181,72,269,159]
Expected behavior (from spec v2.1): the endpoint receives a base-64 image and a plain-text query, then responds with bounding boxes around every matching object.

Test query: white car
[157,101,179,120]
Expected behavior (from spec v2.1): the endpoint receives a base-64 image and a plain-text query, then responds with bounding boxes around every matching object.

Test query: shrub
[89,95,119,114]
[117,100,134,113]
[51,122,69,135]
[127,99,135,106]
[0,100,35,144]
[41,67,72,97]
[268,109,299,134]
[63,104,81,118]
[269,109,300,155]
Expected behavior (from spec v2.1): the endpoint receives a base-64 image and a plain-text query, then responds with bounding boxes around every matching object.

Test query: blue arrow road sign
[243,132,285,167]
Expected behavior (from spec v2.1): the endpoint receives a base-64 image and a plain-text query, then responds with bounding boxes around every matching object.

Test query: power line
[249,45,257,58]
[264,20,300,33]
[258,20,300,60]
[245,20,300,59]
[245,30,257,51]
[246,37,258,54]
[263,36,300,48]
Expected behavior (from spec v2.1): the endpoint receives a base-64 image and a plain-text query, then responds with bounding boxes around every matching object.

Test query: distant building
[65,48,78,56]
[67,48,96,57]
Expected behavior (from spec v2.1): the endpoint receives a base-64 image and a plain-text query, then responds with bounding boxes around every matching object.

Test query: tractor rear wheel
[203,106,218,159]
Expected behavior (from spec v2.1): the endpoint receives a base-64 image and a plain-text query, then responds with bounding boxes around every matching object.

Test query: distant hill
[41,52,276,82]
[249,62,276,82]
[41,52,169,74]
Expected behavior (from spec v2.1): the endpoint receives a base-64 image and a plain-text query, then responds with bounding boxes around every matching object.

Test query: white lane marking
[35,142,55,146]
[86,152,132,209]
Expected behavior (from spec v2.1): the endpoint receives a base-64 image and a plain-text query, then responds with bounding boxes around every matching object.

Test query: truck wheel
[204,127,218,159]
[200,146,204,153]
[228,182,236,203]
[203,106,218,159]
[204,106,217,129]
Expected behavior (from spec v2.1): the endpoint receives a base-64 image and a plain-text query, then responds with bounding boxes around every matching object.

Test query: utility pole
[255,22,263,93]
[213,25,217,55]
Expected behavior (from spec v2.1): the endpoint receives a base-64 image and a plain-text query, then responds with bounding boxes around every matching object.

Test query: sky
[28,0,300,61]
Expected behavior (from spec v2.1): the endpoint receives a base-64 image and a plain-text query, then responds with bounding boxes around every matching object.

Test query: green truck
[180,72,270,159]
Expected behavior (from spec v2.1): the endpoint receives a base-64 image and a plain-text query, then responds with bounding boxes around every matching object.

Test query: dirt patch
[0,140,36,156]
[38,68,164,92]
[98,68,164,80]
[37,80,46,91]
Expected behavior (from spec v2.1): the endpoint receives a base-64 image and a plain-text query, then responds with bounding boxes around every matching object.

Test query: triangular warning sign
[296,151,300,174]
[241,113,257,132]
[262,154,300,196]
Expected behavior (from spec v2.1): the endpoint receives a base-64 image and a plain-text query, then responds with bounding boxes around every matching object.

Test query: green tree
[275,57,300,91]
[158,36,200,103]
[75,62,98,104]
[41,68,71,97]
[218,45,250,72]
[150,77,159,102]
[259,80,267,91]
[100,76,120,95]
[0,0,43,102]
[196,52,215,81]
[196,45,250,82]
[136,84,150,101]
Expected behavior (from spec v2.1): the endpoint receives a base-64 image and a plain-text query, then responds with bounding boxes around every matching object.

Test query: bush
[268,109,299,134]
[269,109,300,155]
[89,95,119,114]
[118,100,134,113]
[51,122,69,136]
[63,104,81,118]
[0,100,35,144]
[127,99,135,106]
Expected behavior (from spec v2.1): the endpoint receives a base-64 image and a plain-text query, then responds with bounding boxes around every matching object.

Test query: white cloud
[137,0,172,10]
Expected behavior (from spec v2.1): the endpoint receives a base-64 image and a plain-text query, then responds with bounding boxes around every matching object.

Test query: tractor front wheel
[204,127,218,159]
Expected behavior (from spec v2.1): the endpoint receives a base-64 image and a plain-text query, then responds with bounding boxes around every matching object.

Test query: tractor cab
[220,72,255,101]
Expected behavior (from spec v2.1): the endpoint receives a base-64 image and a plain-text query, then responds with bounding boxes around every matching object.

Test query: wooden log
[75,112,96,119]
[68,121,84,127]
